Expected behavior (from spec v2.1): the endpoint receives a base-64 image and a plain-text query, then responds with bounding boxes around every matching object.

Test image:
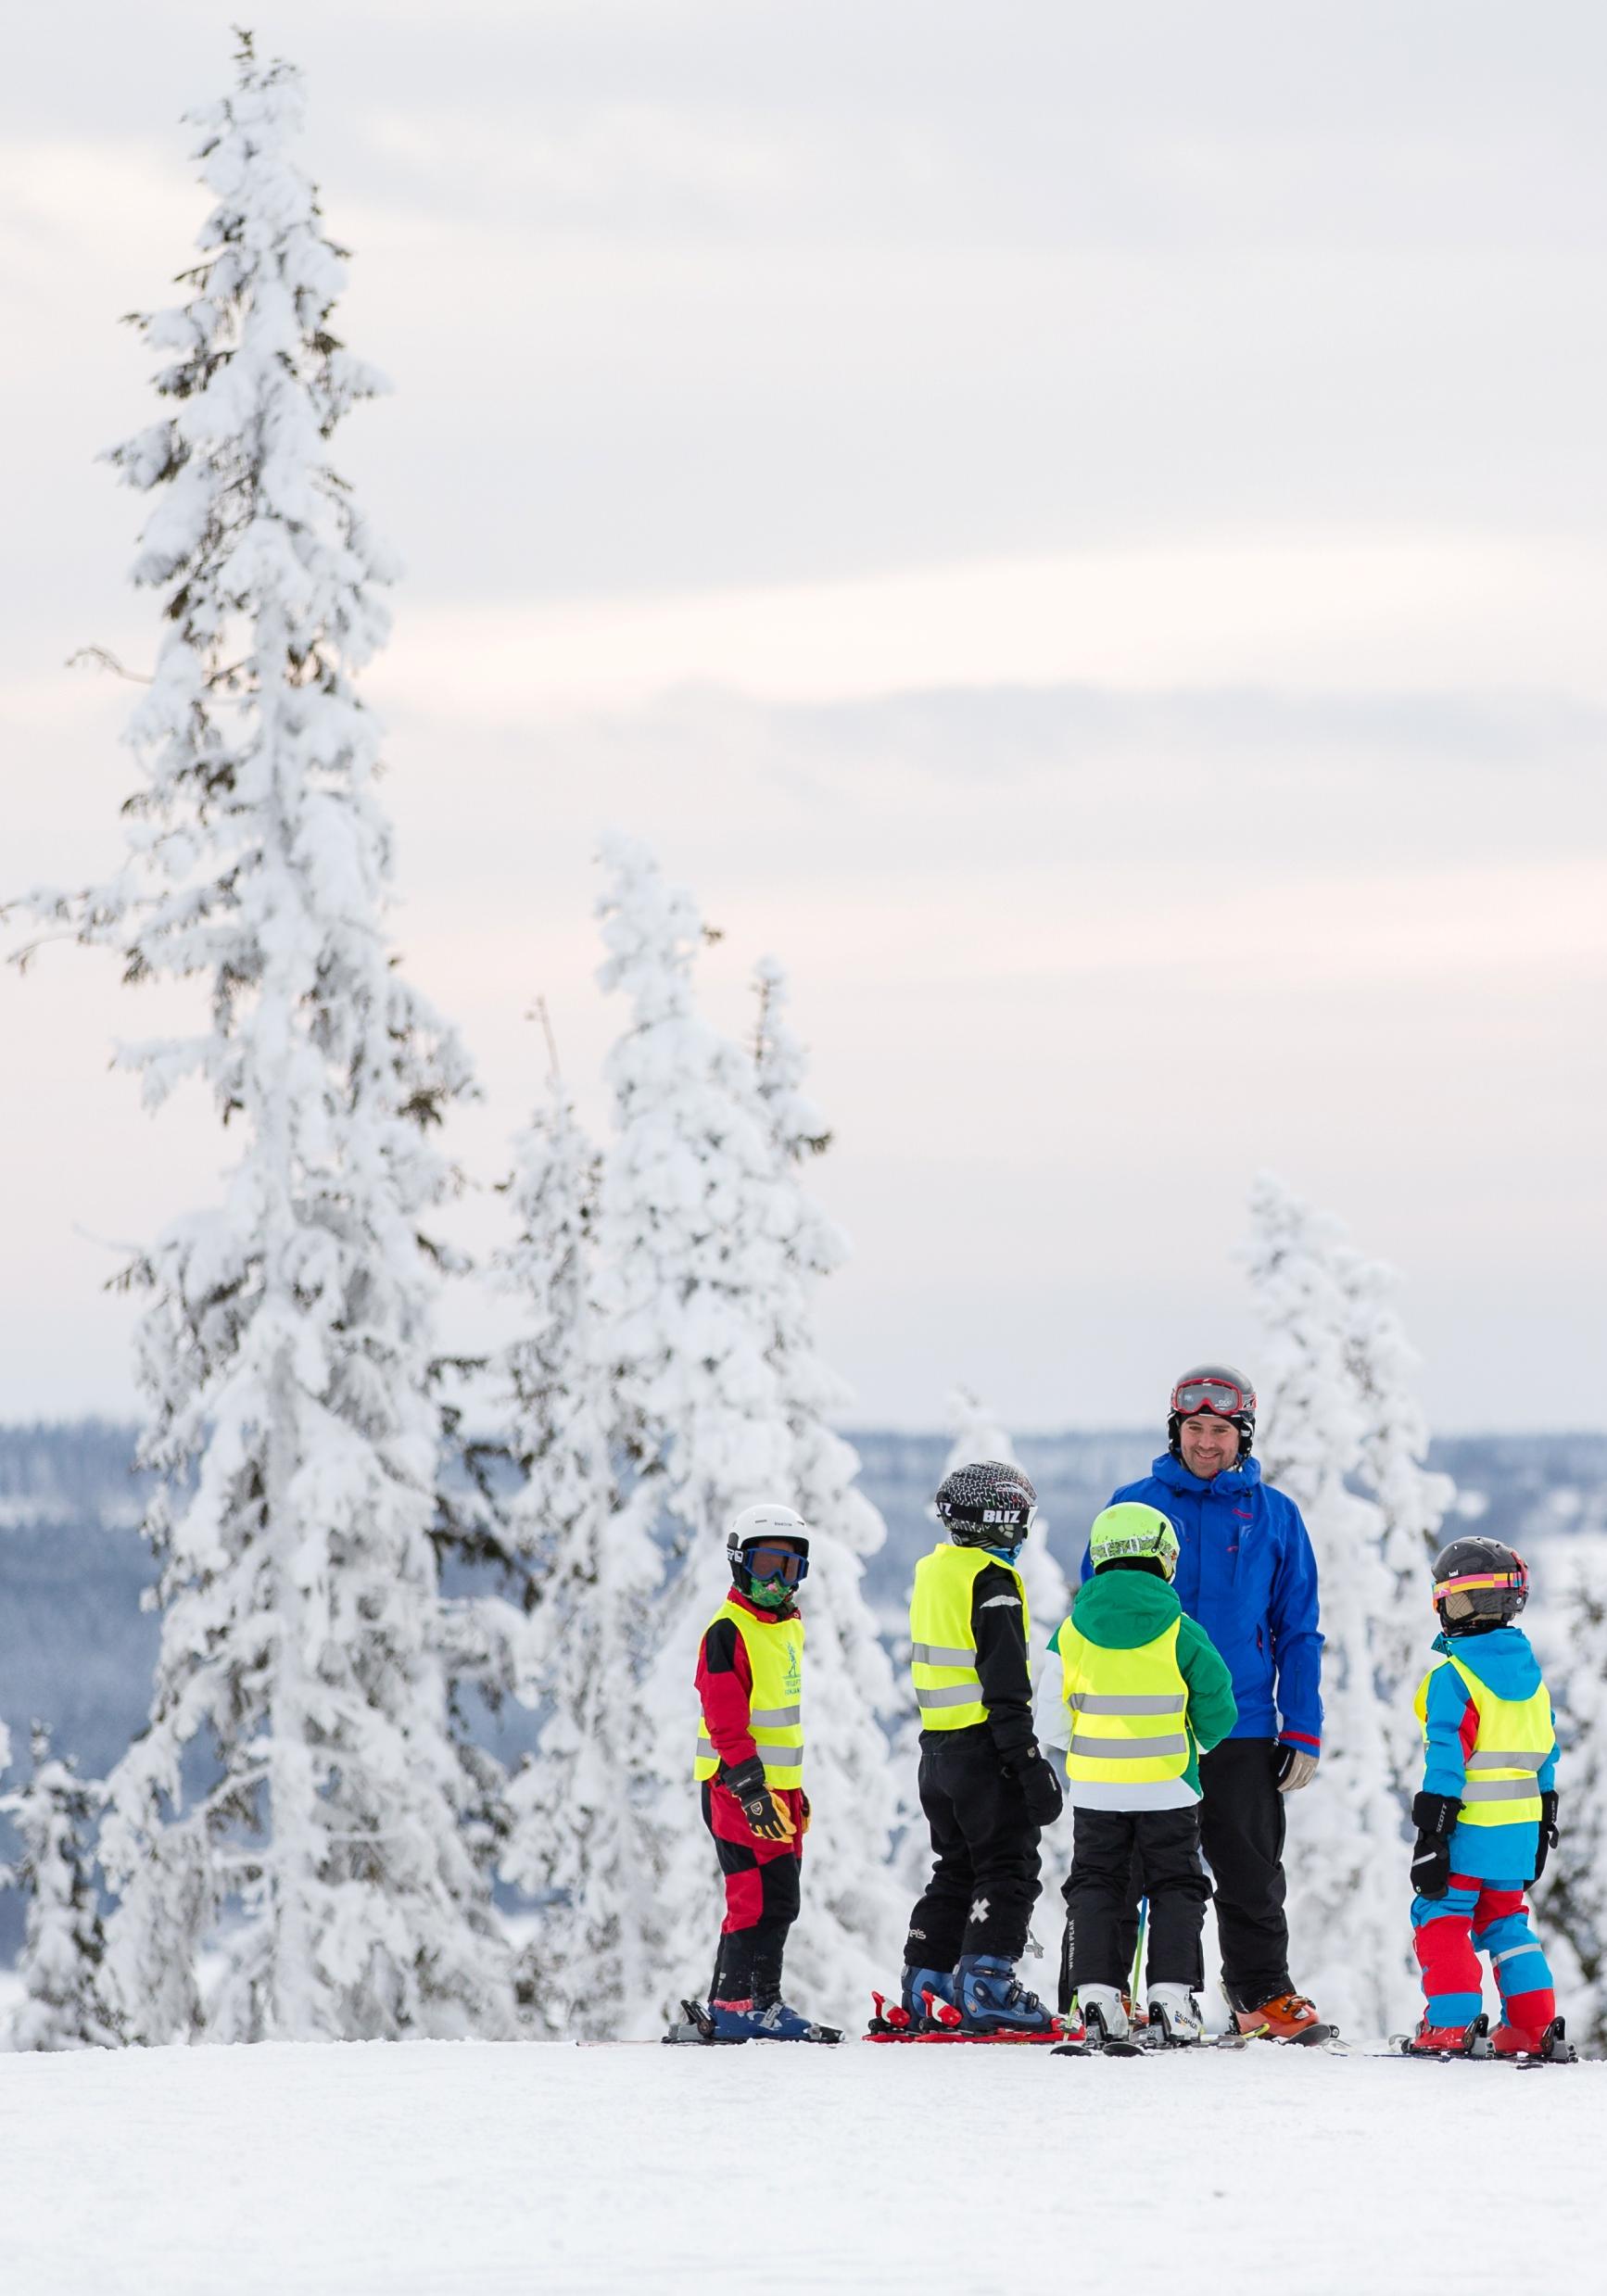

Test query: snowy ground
[1,2037,1601,2295]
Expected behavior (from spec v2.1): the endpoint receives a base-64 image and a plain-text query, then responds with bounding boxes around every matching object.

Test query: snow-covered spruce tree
[0,1728,121,2051]
[1533,1549,1607,2050]
[490,1023,661,2037]
[12,42,510,2042]
[591,840,799,2028]
[1246,1174,1418,2036]
[1335,1241,1455,1780]
[747,957,905,2011]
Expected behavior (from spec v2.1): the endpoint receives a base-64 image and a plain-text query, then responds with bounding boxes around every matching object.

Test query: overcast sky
[4,2,1605,1433]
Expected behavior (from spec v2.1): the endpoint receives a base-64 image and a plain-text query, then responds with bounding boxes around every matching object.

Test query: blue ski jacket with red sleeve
[1082,1453,1324,1754]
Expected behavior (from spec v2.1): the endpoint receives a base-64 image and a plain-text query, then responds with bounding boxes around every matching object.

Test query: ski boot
[1079,1985,1133,2048]
[1052,1984,1143,2057]
[1146,1983,1205,2047]
[1232,1987,1335,2046]
[902,1964,961,2031]
[1491,2014,1576,2063]
[705,1996,843,2043]
[1401,2012,1492,2059]
[955,1953,1056,2036]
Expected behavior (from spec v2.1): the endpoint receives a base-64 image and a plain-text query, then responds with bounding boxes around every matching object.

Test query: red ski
[865,1989,1072,2046]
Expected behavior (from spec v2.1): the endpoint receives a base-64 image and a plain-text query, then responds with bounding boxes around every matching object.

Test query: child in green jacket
[1037,1502,1237,2047]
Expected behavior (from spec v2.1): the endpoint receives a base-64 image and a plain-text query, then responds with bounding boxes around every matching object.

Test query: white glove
[1275,1747,1320,1794]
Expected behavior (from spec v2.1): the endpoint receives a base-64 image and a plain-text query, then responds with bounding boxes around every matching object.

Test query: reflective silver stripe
[749,1706,802,1728]
[1466,1749,1546,1772]
[1492,1943,1543,1966]
[1069,1733,1189,1760]
[695,1735,804,1767]
[911,1644,977,1670]
[1069,1694,1187,1717]
[917,1684,982,1710]
[1462,1778,1542,1802]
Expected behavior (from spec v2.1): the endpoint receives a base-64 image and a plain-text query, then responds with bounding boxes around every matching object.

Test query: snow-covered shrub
[0,1727,120,2050]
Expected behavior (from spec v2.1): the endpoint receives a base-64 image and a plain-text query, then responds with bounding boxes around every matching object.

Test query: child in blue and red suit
[1405,1536,1570,2061]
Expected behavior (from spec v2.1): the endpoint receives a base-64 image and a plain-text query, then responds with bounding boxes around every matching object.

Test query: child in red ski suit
[688,1504,839,2044]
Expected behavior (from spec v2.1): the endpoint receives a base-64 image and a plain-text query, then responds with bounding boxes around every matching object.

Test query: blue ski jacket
[1418,1627,1558,1885]
[1083,1453,1323,1751]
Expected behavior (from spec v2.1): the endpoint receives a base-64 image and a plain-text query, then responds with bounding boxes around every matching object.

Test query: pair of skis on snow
[1389,2012,1576,2067]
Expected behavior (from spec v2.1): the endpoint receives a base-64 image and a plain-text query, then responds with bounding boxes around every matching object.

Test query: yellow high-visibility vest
[1058,1616,1192,1792]
[694,1601,804,1787]
[909,1543,1030,1731]
[1413,1656,1551,1828]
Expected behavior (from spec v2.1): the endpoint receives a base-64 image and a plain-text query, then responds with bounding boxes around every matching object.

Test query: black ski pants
[903,1725,1042,1969]
[1063,1805,1211,1995]
[1111,1737,1292,2010]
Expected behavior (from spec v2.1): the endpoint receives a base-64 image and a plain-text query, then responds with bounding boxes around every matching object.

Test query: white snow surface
[2,2037,1601,2294]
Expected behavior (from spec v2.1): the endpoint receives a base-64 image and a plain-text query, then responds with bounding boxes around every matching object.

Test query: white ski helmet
[727,1501,810,1555]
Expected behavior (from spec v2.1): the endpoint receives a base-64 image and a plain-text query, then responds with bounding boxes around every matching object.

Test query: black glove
[1012,1747,1064,1829]
[724,1758,796,1844]
[1411,1790,1461,1901]
[1532,1789,1559,1885]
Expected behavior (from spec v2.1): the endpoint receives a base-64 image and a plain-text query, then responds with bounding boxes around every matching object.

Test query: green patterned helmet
[1088,1502,1181,1580]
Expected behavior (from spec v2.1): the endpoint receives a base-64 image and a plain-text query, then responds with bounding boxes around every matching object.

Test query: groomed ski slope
[1,2039,1601,2295]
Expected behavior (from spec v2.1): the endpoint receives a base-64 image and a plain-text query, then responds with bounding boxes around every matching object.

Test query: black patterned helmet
[935,1460,1038,1549]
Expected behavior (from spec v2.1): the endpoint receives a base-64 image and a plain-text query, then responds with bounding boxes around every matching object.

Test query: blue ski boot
[707,1997,843,2043]
[901,1965,958,2029]
[955,1953,1056,2035]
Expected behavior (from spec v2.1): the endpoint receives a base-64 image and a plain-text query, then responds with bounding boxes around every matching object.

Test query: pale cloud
[374,535,1607,715]
[4,3,1606,1433]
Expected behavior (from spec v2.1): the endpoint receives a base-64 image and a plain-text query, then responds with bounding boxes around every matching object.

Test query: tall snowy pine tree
[13,42,510,2041]
[590,839,798,2026]
[492,1024,660,2037]
[1246,1173,1432,2035]
[588,844,905,2027]
[1533,1550,1607,2050]
[747,956,905,2012]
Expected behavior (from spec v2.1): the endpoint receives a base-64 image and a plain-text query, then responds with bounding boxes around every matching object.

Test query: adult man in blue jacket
[1086,1364,1327,2041]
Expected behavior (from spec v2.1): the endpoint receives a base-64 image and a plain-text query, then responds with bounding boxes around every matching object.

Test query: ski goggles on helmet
[741,1541,809,1588]
[1170,1374,1254,1420]
[1433,1559,1527,1614]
